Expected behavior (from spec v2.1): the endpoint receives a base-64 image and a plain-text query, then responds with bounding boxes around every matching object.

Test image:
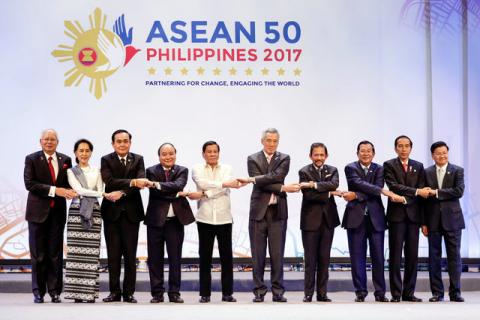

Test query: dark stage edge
[1,271,480,293]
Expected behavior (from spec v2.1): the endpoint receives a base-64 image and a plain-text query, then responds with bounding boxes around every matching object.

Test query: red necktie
[165,169,170,182]
[48,156,56,208]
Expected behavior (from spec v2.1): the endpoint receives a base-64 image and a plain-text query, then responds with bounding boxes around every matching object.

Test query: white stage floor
[1,291,479,320]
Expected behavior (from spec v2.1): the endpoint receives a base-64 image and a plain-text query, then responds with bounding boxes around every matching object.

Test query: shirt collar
[263,151,275,160]
[204,162,221,170]
[44,152,57,161]
[117,153,128,161]
[436,163,448,170]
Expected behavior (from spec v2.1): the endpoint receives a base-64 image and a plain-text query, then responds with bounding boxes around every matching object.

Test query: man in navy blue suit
[341,140,402,302]
[422,141,465,302]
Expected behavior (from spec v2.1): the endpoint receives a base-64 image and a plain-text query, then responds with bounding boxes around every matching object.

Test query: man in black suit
[101,129,149,303]
[298,143,341,303]
[24,129,76,303]
[341,140,402,302]
[422,141,465,302]
[239,128,300,303]
[145,143,195,303]
[384,135,428,302]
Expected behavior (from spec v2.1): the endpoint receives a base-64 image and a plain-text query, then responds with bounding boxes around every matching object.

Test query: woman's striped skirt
[64,201,102,301]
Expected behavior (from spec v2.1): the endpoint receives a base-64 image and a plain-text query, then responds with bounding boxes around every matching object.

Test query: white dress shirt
[45,152,59,197]
[192,163,233,225]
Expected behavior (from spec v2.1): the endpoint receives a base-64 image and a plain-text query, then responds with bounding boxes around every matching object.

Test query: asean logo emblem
[52,8,139,99]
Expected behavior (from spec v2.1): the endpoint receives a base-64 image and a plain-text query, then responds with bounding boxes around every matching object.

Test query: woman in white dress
[63,139,121,303]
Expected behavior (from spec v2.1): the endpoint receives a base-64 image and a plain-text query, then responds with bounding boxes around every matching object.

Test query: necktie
[121,158,126,166]
[402,163,408,173]
[364,167,369,176]
[48,157,56,208]
[165,169,170,182]
[437,168,445,189]
[266,155,276,204]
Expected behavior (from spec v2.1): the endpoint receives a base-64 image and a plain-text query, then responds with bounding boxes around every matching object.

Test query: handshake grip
[130,178,156,189]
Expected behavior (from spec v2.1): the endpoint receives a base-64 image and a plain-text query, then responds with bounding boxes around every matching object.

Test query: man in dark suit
[145,143,195,304]
[384,135,428,302]
[341,140,401,302]
[298,143,341,303]
[422,141,465,302]
[101,129,149,303]
[24,129,76,303]
[239,128,300,303]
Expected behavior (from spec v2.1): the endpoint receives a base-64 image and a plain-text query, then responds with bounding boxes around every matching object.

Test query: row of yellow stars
[147,67,302,76]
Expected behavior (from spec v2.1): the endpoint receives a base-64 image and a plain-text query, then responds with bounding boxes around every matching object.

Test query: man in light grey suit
[239,128,300,303]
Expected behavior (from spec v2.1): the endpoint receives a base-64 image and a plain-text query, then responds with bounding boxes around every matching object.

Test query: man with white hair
[24,129,77,303]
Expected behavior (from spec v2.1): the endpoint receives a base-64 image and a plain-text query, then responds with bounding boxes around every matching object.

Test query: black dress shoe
[375,295,389,302]
[429,295,444,302]
[252,294,264,303]
[390,296,401,302]
[450,295,464,302]
[33,294,44,304]
[222,295,236,302]
[51,294,61,303]
[317,294,332,302]
[199,296,210,303]
[355,295,365,302]
[272,294,287,302]
[150,295,164,303]
[303,295,312,302]
[103,293,121,302]
[123,295,137,303]
[402,295,422,302]
[169,295,184,303]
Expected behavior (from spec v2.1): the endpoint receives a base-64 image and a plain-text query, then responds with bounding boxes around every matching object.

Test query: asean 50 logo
[52,8,139,99]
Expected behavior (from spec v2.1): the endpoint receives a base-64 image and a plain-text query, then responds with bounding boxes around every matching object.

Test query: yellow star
[293,68,302,76]
[164,67,173,75]
[147,67,156,75]
[197,67,205,75]
[180,67,189,75]
[261,68,269,76]
[213,67,221,76]
[245,68,253,76]
[277,68,285,76]
[229,67,237,76]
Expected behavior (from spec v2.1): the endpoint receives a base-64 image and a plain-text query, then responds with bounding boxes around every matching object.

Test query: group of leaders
[24,127,465,304]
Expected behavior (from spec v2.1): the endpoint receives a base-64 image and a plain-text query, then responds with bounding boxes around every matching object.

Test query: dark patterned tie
[165,169,170,182]
[121,158,126,166]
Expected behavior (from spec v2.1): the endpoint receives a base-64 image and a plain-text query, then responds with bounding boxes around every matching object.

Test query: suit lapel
[309,164,321,181]
[268,152,280,171]
[428,166,439,189]
[38,152,55,185]
[395,158,407,184]
[356,161,368,179]
[123,153,134,178]
[442,163,453,188]
[257,151,269,173]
